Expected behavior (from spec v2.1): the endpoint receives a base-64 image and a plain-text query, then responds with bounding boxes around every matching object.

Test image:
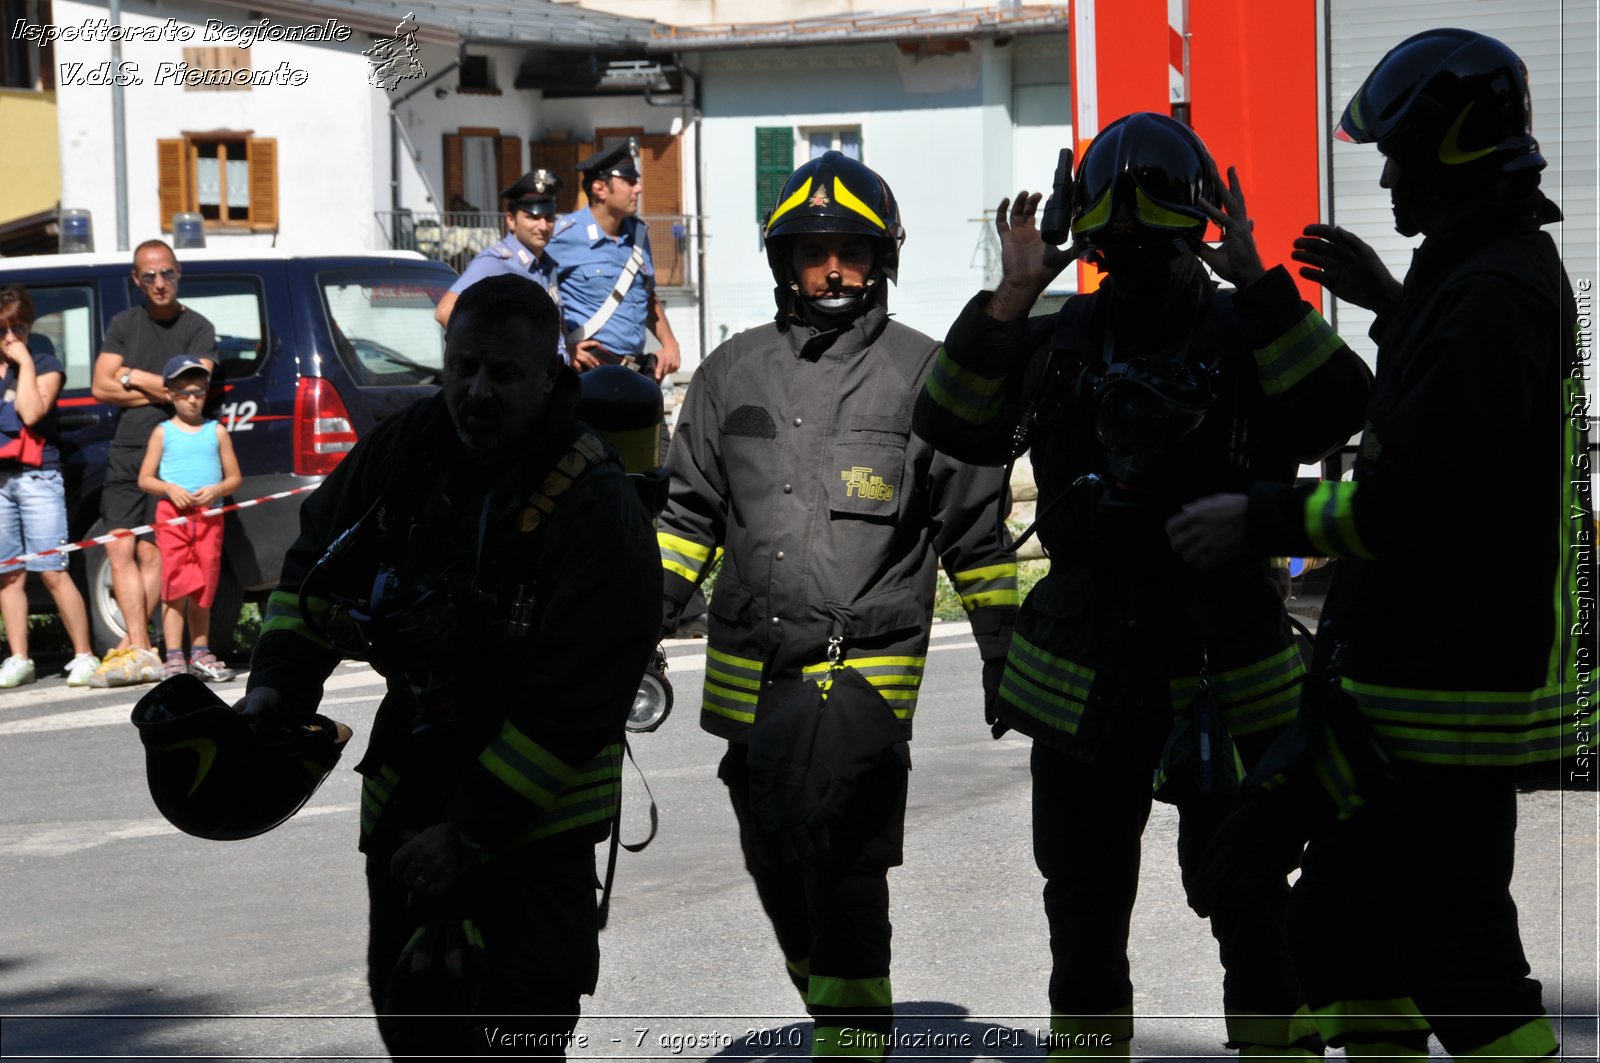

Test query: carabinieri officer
[434,169,568,363]
[548,141,681,383]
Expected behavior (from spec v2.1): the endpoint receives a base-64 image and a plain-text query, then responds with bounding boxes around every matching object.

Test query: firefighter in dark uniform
[1171,29,1591,1062]
[915,113,1373,1058]
[657,151,1018,1059]
[238,275,659,1059]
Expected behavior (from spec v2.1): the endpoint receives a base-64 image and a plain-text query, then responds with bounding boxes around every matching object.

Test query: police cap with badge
[577,140,640,186]
[502,169,562,217]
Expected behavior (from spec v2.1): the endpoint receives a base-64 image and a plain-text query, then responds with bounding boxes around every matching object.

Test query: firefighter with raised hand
[1169,29,1591,1062]
[915,113,1372,1058]
[657,151,1018,1059]
[237,274,659,1059]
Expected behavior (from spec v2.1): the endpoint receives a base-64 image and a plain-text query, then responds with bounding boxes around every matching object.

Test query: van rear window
[318,270,448,386]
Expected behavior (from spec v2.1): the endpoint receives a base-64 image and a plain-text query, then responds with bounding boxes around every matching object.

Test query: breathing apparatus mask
[1077,357,1217,490]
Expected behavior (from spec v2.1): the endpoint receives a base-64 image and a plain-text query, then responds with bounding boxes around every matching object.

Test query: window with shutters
[442,129,521,214]
[157,134,278,233]
[755,127,794,224]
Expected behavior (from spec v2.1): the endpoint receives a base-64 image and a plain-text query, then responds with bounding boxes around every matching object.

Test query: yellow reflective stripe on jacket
[703,645,763,724]
[802,656,926,720]
[924,346,1008,426]
[1310,997,1430,1042]
[1343,676,1597,767]
[260,589,334,649]
[518,743,624,843]
[479,722,582,807]
[359,763,401,839]
[659,531,714,583]
[1188,646,1308,737]
[1254,309,1344,396]
[1305,481,1376,560]
[999,634,1095,735]
[951,562,1021,610]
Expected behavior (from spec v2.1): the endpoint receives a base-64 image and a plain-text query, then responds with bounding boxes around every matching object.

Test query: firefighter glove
[982,656,1009,739]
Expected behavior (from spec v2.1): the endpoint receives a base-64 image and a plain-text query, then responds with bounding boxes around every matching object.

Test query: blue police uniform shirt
[449,232,568,362]
[546,206,655,355]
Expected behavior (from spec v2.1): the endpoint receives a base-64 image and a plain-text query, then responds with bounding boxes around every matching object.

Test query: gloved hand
[1190,785,1313,918]
[982,656,1009,739]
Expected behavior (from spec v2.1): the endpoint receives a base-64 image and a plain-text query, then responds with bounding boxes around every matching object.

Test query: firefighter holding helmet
[915,113,1372,1057]
[1171,29,1591,1061]
[658,151,1018,1059]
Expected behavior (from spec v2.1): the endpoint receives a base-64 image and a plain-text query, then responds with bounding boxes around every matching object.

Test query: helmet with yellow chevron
[1337,28,1544,183]
[132,674,352,841]
[763,151,905,321]
[1070,112,1218,263]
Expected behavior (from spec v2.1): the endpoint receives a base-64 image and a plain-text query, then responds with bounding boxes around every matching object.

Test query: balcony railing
[375,210,701,292]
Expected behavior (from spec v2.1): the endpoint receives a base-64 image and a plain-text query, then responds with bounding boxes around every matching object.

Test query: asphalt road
[1,624,1595,1061]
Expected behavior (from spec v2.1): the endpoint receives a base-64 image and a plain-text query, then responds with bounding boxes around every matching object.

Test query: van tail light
[293,377,357,476]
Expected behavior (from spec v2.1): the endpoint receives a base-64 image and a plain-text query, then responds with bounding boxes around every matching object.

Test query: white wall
[53,0,382,252]
[694,33,1068,352]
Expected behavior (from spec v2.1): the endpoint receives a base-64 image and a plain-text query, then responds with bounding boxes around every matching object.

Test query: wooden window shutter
[247,138,278,230]
[639,133,685,285]
[443,134,464,211]
[638,134,683,218]
[754,127,793,225]
[157,139,189,229]
[530,140,584,214]
[497,134,521,195]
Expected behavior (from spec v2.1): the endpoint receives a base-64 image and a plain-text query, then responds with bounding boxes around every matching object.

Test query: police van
[0,247,456,653]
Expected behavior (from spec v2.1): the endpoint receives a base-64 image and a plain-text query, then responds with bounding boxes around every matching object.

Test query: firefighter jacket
[249,380,660,859]
[659,302,1019,742]
[915,266,1372,758]
[1244,200,1596,791]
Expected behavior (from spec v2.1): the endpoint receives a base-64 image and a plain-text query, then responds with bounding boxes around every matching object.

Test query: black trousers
[1287,767,1554,1057]
[1031,703,1305,1028]
[719,740,908,1038]
[365,844,600,1060]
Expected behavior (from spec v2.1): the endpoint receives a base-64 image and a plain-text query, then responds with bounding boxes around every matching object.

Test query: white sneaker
[0,655,36,688]
[63,653,100,687]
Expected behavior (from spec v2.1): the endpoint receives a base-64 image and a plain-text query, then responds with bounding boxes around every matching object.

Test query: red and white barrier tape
[0,485,317,568]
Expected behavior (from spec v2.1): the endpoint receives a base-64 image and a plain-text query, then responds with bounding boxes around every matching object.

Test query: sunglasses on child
[170,387,208,399]
[0,323,28,338]
[136,268,180,286]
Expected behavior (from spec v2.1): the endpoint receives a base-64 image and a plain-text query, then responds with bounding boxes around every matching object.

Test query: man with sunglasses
[89,239,216,686]
[547,141,681,384]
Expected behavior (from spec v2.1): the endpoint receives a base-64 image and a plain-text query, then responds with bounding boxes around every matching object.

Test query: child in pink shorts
[137,356,242,681]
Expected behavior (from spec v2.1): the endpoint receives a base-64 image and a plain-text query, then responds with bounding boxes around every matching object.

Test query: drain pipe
[388,49,462,223]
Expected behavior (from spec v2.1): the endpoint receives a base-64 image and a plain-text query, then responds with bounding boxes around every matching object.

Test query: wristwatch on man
[120,370,133,390]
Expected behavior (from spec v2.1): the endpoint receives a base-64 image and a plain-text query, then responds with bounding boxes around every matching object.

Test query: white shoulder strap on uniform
[567,244,646,348]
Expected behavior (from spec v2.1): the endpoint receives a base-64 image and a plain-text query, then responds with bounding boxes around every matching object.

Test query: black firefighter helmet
[762,151,905,319]
[1070,112,1218,261]
[1337,28,1545,183]
[132,674,352,841]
